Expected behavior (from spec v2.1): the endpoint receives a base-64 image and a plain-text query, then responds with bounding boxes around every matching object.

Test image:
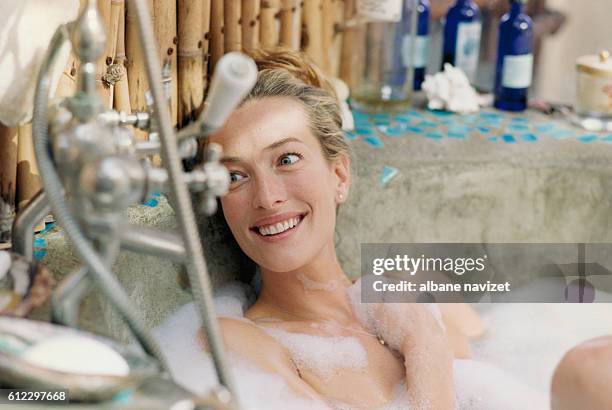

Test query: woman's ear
[333,154,351,203]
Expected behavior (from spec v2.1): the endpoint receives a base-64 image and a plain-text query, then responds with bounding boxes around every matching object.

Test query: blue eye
[279,152,302,166]
[229,172,245,184]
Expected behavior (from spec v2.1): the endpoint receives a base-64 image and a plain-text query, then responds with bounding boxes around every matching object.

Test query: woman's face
[210,96,350,273]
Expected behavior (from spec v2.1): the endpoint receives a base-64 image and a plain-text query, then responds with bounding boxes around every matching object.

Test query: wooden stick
[302,0,324,68]
[114,0,131,113]
[178,0,204,126]
[329,0,345,77]
[96,0,113,109]
[279,0,296,48]
[224,0,241,52]
[202,0,212,93]
[55,54,79,98]
[260,0,279,48]
[339,0,364,88]
[126,1,150,140]
[210,0,224,71]
[153,0,178,126]
[0,124,18,239]
[321,0,334,74]
[241,0,260,52]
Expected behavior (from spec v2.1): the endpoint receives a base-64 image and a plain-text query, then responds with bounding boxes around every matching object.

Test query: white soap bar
[21,335,130,377]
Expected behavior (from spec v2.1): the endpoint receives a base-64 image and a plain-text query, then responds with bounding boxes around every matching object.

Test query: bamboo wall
[0,0,360,240]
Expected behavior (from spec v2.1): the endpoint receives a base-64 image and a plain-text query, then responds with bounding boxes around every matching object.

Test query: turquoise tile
[364,136,384,147]
[428,110,453,117]
[406,126,425,134]
[345,131,359,140]
[534,123,555,133]
[577,134,598,143]
[502,134,516,144]
[521,133,537,142]
[378,125,406,137]
[380,165,400,185]
[425,132,443,140]
[355,126,375,136]
[448,132,466,139]
[507,123,530,131]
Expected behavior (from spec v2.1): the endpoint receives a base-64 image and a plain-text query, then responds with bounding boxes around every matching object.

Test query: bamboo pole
[339,0,365,89]
[55,55,79,98]
[279,0,302,50]
[241,0,260,52]
[210,0,224,71]
[302,0,324,68]
[178,0,204,126]
[260,0,279,48]
[202,0,212,91]
[126,1,150,140]
[224,0,241,52]
[0,125,18,241]
[114,0,131,113]
[96,0,113,109]
[321,0,335,75]
[329,0,345,77]
[153,0,178,126]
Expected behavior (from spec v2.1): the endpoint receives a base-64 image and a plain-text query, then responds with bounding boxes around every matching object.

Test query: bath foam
[153,301,330,410]
[156,281,612,409]
[345,278,445,352]
[261,327,368,380]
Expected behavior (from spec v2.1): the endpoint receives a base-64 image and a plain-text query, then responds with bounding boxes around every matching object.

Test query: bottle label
[402,35,430,68]
[502,54,533,89]
[357,0,403,22]
[455,21,482,82]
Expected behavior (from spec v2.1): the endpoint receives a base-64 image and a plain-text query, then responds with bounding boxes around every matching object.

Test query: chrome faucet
[12,0,256,407]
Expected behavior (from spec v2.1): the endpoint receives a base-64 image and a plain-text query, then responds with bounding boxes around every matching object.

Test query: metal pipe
[12,190,51,262]
[32,23,169,370]
[51,266,92,326]
[120,226,186,262]
[128,0,238,396]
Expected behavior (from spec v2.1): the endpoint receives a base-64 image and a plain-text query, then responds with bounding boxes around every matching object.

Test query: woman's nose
[251,173,287,209]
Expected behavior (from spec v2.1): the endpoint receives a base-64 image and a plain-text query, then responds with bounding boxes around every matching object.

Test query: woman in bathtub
[202,48,484,409]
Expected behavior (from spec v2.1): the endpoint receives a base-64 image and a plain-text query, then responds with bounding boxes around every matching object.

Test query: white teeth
[257,216,302,236]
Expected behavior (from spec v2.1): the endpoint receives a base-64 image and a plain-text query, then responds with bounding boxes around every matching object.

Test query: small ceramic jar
[576,50,612,118]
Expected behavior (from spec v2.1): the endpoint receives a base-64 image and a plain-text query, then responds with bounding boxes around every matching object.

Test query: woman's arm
[370,304,456,409]
[199,317,332,407]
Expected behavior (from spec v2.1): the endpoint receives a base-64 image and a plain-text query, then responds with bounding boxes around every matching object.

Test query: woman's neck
[255,241,355,323]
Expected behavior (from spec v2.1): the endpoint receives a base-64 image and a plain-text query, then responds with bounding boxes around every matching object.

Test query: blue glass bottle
[389,0,430,91]
[413,0,430,90]
[494,0,534,111]
[442,0,482,84]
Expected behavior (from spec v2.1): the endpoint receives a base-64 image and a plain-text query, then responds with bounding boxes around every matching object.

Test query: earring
[338,193,343,201]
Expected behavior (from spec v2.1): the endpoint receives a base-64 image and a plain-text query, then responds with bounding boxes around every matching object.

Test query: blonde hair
[241,47,350,163]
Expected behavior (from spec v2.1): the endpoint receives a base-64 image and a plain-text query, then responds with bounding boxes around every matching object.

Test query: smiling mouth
[250,213,307,237]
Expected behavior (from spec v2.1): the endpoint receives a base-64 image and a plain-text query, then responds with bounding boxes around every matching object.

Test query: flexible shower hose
[32,25,169,371]
[129,0,238,396]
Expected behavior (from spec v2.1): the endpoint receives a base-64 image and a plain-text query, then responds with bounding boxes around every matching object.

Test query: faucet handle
[199,143,229,215]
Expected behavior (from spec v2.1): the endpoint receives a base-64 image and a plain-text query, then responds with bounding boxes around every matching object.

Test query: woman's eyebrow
[220,137,304,164]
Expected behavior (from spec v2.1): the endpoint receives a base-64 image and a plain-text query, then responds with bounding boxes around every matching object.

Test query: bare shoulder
[213,317,295,373]
[210,317,326,402]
